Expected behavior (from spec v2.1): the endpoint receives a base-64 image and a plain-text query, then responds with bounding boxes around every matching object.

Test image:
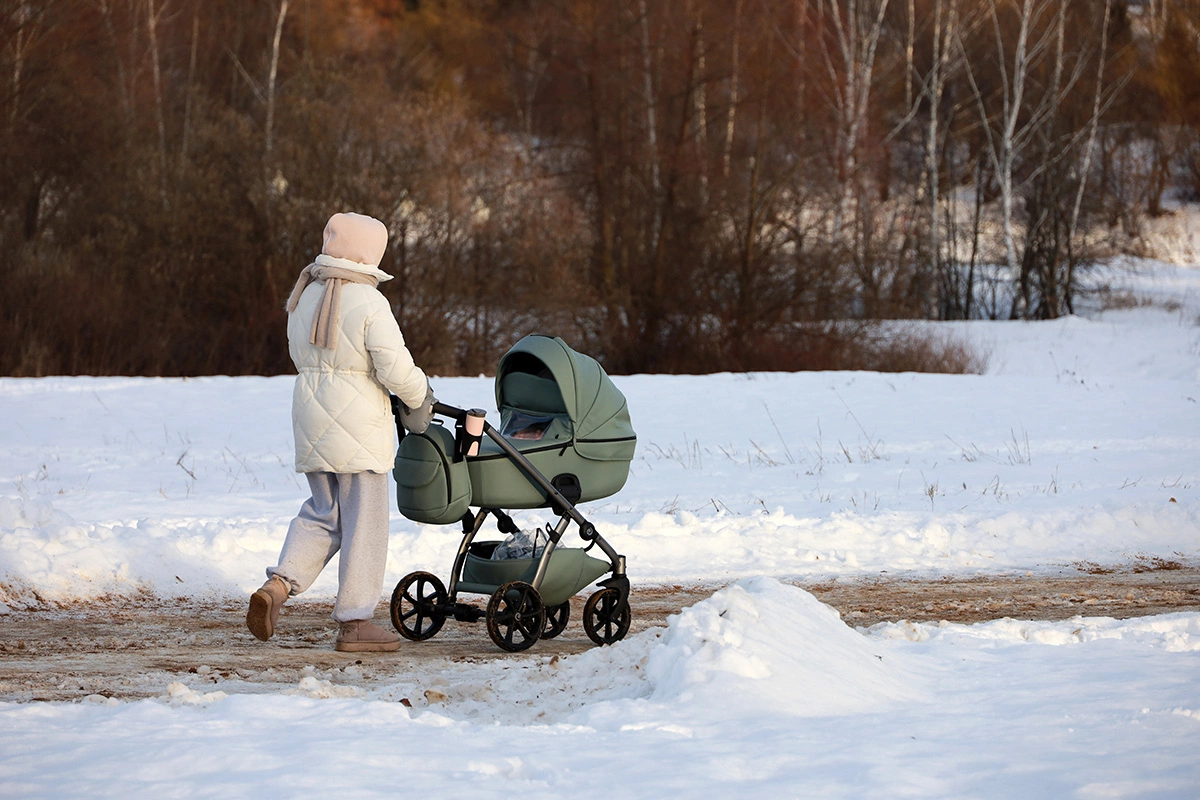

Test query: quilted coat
[288,279,428,474]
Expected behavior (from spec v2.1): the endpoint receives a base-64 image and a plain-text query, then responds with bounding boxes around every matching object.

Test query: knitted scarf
[285,263,380,351]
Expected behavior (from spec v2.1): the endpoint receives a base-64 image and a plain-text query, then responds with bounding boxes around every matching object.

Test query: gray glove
[399,381,436,434]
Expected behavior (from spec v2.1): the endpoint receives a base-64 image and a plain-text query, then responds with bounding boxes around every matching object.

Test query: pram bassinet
[468,334,636,508]
[390,335,636,652]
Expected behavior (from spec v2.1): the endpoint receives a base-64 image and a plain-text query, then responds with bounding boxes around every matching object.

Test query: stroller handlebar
[432,400,465,419]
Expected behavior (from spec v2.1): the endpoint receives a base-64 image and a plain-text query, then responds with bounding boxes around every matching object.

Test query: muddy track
[2,563,1197,703]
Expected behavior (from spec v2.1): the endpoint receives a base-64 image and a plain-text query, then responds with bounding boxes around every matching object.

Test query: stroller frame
[390,400,632,652]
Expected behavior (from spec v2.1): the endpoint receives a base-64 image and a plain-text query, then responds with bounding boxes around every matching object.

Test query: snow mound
[639,577,921,717]
[409,578,921,727]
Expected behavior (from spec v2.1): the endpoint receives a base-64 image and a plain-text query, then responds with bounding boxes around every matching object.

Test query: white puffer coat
[288,281,428,474]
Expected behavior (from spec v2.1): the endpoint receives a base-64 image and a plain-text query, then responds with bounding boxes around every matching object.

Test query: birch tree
[145,0,168,206]
[723,0,742,182]
[7,0,32,133]
[816,0,891,268]
[264,0,289,163]
[958,0,1067,318]
[1040,1,1125,319]
[911,0,973,317]
[179,7,199,171]
[3,0,35,241]
[691,4,710,206]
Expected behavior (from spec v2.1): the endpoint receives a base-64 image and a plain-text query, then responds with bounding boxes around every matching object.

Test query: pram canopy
[494,334,636,463]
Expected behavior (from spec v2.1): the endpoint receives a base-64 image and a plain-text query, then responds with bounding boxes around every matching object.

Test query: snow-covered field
[1,256,1198,798]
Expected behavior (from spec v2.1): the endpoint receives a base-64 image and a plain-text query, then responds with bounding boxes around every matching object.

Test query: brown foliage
[0,0,1192,377]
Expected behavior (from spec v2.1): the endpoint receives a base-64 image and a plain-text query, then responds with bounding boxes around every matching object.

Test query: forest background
[2,0,1199,377]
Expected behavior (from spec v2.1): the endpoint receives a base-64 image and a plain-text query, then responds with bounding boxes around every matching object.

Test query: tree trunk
[180,8,200,173]
[723,0,742,182]
[693,7,709,207]
[265,0,290,162]
[146,0,168,206]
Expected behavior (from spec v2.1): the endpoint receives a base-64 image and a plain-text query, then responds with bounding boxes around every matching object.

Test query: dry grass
[861,328,990,375]
[705,323,990,375]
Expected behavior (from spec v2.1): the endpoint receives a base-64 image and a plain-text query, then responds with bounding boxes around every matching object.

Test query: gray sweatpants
[269,471,391,623]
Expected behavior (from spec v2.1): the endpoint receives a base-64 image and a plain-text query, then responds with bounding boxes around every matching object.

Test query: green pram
[390,335,637,652]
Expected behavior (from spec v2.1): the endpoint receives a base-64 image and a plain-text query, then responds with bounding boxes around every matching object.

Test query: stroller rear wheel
[541,601,571,640]
[391,571,448,641]
[583,587,631,645]
[486,581,546,652]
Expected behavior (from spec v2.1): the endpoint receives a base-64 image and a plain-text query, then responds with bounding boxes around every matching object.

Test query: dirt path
[2,562,1197,703]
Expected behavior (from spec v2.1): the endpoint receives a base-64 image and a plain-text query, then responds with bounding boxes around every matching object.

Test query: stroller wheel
[390,571,448,641]
[583,588,631,646]
[541,601,571,640]
[486,581,546,652]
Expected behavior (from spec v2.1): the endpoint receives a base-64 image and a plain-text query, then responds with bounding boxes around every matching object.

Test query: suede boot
[336,619,401,652]
[246,575,290,641]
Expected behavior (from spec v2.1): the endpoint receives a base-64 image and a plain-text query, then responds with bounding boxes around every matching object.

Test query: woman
[247,211,433,652]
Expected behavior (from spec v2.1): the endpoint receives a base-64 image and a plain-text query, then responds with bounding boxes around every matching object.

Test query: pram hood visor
[495,335,636,462]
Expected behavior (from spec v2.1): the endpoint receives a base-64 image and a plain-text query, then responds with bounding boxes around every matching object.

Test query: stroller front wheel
[486,581,546,652]
[583,587,631,646]
[391,571,448,641]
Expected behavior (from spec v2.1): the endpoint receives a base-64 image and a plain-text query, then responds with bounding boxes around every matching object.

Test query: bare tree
[1064,0,1124,299]
[959,0,1070,318]
[723,0,742,182]
[690,3,710,206]
[912,0,974,318]
[265,0,289,162]
[7,0,31,133]
[145,0,168,206]
[179,6,199,170]
[816,0,891,270]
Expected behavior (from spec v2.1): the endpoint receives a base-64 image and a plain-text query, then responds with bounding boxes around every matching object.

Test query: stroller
[389,335,636,652]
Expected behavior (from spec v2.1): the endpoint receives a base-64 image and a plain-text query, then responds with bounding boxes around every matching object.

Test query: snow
[2,256,1199,797]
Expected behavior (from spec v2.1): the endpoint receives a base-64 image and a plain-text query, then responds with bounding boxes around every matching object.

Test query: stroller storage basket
[461,542,611,608]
